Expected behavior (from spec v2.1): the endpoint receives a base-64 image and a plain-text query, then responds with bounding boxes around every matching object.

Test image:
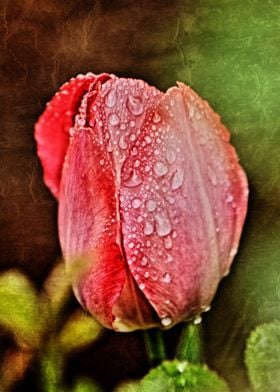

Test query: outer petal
[91,78,248,327]
[34,73,110,198]
[58,80,158,330]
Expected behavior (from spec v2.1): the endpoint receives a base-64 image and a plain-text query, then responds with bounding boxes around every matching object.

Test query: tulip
[35,73,248,331]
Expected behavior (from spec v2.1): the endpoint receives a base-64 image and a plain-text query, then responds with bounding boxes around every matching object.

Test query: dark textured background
[1,1,280,391]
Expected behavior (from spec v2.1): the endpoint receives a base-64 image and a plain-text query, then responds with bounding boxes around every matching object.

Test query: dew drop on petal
[171,168,184,190]
[153,111,161,123]
[155,213,172,237]
[141,256,148,266]
[122,170,143,188]
[164,236,173,250]
[105,88,117,108]
[119,135,128,150]
[108,113,120,126]
[126,95,144,116]
[144,221,154,236]
[193,315,202,325]
[161,316,172,327]
[166,148,176,164]
[154,161,169,177]
[139,283,145,290]
[132,198,142,209]
[163,272,172,283]
[146,199,157,212]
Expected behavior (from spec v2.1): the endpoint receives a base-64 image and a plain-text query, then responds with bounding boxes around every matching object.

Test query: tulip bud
[35,73,248,331]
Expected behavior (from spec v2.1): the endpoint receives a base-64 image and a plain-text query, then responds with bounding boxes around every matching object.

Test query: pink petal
[34,73,110,198]
[92,77,248,327]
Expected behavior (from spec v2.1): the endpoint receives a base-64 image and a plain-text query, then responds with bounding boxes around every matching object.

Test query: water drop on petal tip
[161,316,172,327]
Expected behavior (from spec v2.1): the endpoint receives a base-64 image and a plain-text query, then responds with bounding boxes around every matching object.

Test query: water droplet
[126,95,144,116]
[119,136,128,150]
[226,193,234,203]
[146,200,157,212]
[163,272,171,283]
[132,198,142,209]
[128,242,135,249]
[105,88,117,108]
[202,305,211,312]
[166,254,173,263]
[154,161,168,177]
[145,135,152,144]
[193,315,202,325]
[144,221,154,236]
[161,316,172,327]
[164,236,173,250]
[130,120,136,128]
[155,213,172,237]
[195,111,202,120]
[229,247,237,258]
[107,141,113,152]
[130,133,136,141]
[171,168,184,190]
[122,170,142,188]
[144,271,149,278]
[166,148,176,164]
[153,112,161,123]
[164,194,175,205]
[139,283,145,290]
[141,256,148,266]
[177,363,187,373]
[108,113,120,126]
[99,159,105,166]
[131,147,138,156]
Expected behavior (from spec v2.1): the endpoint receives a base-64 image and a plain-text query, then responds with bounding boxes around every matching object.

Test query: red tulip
[35,73,248,331]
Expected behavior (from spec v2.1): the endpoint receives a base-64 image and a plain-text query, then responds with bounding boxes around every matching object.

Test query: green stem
[143,329,166,366]
[176,322,203,363]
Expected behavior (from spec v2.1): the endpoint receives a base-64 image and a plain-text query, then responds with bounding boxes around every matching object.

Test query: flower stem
[176,322,203,363]
[143,329,166,367]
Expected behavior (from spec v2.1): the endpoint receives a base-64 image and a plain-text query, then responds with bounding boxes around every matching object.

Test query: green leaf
[72,378,102,392]
[115,381,140,392]
[245,321,280,392]
[0,270,42,347]
[40,345,63,392]
[137,360,229,392]
[41,259,72,319]
[58,310,102,353]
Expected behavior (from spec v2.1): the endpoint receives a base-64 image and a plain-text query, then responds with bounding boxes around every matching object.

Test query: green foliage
[72,378,103,392]
[58,310,102,353]
[176,323,202,364]
[245,321,280,392]
[137,360,229,392]
[0,270,42,347]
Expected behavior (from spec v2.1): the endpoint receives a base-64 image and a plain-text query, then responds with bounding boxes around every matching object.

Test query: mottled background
[0,0,280,391]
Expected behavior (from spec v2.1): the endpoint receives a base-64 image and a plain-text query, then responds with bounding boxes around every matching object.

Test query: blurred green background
[0,0,279,391]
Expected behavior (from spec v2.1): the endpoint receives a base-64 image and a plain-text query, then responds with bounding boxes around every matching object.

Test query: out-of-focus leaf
[115,381,140,392]
[0,270,42,347]
[136,360,229,392]
[58,310,102,353]
[0,349,33,391]
[245,321,280,392]
[42,259,72,317]
[72,378,103,392]
[40,345,63,392]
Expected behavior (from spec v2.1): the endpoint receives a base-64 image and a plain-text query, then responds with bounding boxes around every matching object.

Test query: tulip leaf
[136,360,229,392]
[72,378,103,392]
[0,270,42,347]
[58,310,102,353]
[245,321,280,392]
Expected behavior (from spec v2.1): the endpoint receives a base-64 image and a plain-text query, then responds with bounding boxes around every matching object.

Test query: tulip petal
[107,81,248,327]
[34,73,110,198]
